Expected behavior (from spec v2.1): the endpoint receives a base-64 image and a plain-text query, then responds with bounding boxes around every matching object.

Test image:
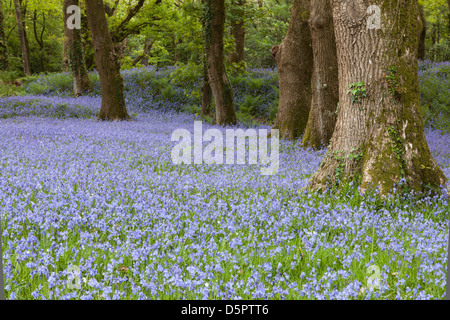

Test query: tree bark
[13,0,31,76]
[205,0,237,125]
[309,0,448,194]
[0,0,8,70]
[301,0,339,149]
[271,0,313,140]
[228,0,246,65]
[85,0,130,121]
[64,0,92,96]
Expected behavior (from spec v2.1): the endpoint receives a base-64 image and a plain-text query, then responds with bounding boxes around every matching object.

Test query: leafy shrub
[23,72,73,95]
[426,39,450,63]
[169,62,202,85]
[0,71,21,84]
[237,94,264,116]
[0,84,25,98]
[419,60,450,132]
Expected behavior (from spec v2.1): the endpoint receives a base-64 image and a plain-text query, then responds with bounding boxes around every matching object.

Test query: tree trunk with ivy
[228,0,246,65]
[309,0,448,194]
[271,0,313,139]
[64,0,92,96]
[301,0,339,149]
[205,0,237,125]
[0,0,8,70]
[13,0,31,76]
[85,0,130,121]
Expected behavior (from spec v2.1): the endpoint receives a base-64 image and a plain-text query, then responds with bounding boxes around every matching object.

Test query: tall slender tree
[309,0,447,194]
[63,0,92,96]
[418,2,426,60]
[33,10,46,72]
[13,0,31,76]
[85,0,130,120]
[205,0,237,125]
[228,0,246,65]
[0,0,8,70]
[271,0,313,140]
[201,0,213,118]
[301,0,339,149]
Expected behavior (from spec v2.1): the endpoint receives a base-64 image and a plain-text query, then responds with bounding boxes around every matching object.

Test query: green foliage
[329,148,363,187]
[226,61,248,75]
[169,62,202,85]
[267,97,278,124]
[0,70,25,97]
[0,70,20,84]
[243,1,291,68]
[347,82,367,104]
[23,73,73,95]
[385,66,405,99]
[237,94,263,115]
[183,103,201,115]
[0,84,25,97]
[419,62,450,132]
[427,39,450,62]
[387,126,406,178]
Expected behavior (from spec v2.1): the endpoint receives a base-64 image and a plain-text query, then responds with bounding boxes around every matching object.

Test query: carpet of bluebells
[0,63,449,300]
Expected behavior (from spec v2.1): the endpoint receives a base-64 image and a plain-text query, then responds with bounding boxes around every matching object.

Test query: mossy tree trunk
[63,0,92,96]
[301,0,339,149]
[228,0,246,65]
[0,0,8,70]
[85,0,130,121]
[201,0,213,118]
[13,0,31,76]
[205,0,237,125]
[201,57,213,118]
[309,0,448,194]
[271,0,313,140]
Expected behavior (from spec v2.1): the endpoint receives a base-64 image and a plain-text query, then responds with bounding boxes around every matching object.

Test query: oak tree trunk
[13,0,31,76]
[0,0,8,70]
[228,0,246,65]
[205,0,237,125]
[309,0,448,194]
[85,0,130,121]
[64,0,92,96]
[301,0,339,149]
[272,0,313,139]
